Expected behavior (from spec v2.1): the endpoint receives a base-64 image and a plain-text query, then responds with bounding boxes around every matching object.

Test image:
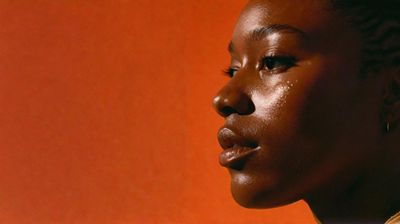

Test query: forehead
[232,0,335,41]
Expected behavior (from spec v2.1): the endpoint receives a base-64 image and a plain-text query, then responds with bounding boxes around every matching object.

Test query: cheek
[293,57,360,142]
[252,57,361,174]
[259,55,359,140]
[251,63,322,145]
[252,83,290,124]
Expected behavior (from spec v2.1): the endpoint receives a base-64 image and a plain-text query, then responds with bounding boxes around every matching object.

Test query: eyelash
[223,67,238,77]
[223,55,297,78]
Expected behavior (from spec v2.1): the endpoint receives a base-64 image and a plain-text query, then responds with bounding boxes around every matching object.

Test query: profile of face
[213,0,396,210]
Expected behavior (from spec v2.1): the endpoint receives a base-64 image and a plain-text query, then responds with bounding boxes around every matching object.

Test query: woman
[213,0,400,223]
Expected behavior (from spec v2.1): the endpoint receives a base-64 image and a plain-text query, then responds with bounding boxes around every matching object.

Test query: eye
[223,67,239,78]
[262,56,296,73]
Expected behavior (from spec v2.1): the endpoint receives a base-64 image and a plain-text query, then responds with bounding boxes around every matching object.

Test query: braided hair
[331,0,400,76]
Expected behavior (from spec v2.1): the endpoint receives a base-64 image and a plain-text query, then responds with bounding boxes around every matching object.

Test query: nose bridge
[213,72,255,117]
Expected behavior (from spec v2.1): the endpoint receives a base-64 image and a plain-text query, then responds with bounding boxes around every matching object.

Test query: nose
[212,85,255,117]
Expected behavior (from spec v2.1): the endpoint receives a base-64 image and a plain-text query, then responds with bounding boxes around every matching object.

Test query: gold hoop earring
[386,121,390,133]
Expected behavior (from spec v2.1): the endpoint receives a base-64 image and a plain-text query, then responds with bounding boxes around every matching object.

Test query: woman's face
[213,0,384,208]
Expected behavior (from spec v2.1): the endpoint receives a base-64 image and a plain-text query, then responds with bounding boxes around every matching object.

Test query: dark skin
[213,0,400,223]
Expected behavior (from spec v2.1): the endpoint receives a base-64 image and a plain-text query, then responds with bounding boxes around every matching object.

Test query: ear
[382,73,400,132]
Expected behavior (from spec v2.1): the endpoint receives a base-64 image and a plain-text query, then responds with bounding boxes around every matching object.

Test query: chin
[229,172,297,209]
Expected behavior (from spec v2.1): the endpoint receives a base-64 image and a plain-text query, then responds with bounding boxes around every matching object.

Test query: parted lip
[217,127,259,169]
[217,127,257,149]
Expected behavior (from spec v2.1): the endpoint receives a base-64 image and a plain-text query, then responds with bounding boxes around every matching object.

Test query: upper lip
[217,127,257,150]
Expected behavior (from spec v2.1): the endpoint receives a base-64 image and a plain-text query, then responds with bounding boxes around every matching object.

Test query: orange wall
[0,1,316,223]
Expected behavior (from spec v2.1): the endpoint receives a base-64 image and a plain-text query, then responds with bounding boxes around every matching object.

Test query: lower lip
[219,147,259,169]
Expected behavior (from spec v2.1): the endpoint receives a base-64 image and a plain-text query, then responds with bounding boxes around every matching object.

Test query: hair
[331,0,400,76]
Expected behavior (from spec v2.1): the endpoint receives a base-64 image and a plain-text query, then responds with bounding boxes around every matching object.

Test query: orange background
[0,1,316,223]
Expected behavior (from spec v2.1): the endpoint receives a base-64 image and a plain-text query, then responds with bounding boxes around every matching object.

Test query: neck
[305,144,400,223]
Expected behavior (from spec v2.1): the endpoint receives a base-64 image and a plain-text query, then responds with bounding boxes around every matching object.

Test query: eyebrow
[228,24,306,53]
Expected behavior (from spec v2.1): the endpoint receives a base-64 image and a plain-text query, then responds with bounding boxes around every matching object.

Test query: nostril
[240,101,255,115]
[220,106,236,117]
